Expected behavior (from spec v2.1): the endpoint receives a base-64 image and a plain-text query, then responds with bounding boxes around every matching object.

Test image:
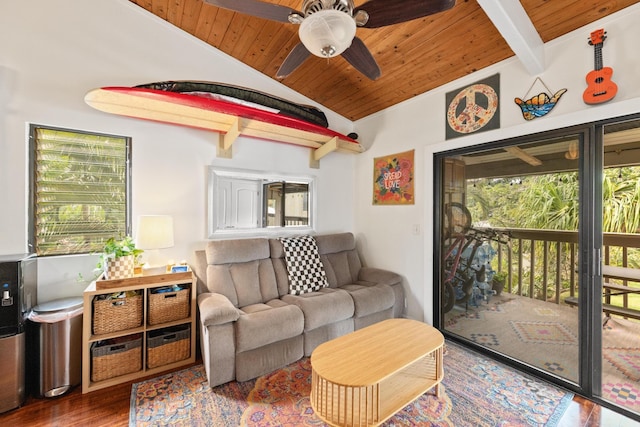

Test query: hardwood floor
[559,396,640,427]
[1,369,638,427]
[0,380,132,427]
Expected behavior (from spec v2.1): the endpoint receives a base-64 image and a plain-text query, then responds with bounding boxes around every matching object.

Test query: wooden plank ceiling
[129,0,637,121]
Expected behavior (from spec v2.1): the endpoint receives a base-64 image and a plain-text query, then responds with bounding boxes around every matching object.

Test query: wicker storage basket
[92,292,143,335]
[147,286,190,325]
[147,325,191,369]
[91,335,142,382]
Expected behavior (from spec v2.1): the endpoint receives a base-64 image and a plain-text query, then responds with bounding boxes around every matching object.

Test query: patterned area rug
[602,317,640,411]
[130,341,573,426]
[445,294,640,413]
[509,320,577,345]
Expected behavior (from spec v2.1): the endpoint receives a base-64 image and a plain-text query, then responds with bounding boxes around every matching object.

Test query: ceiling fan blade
[276,43,311,79]
[341,37,381,80]
[355,0,456,28]
[203,0,301,23]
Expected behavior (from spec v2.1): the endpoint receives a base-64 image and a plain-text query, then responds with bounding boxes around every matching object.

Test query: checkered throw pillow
[279,235,329,295]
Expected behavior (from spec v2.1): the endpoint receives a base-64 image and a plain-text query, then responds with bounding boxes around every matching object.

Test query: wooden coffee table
[310,318,444,426]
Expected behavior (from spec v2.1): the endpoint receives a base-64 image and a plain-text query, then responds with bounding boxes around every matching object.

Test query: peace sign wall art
[445,73,501,140]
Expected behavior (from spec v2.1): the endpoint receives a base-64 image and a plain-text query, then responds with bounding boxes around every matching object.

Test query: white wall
[0,0,356,303]
[354,4,640,323]
[3,1,640,310]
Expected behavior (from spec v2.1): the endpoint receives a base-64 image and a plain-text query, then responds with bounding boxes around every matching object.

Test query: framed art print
[373,149,414,205]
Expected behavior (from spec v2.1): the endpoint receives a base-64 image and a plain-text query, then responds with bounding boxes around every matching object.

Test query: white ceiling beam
[503,146,543,166]
[477,0,545,75]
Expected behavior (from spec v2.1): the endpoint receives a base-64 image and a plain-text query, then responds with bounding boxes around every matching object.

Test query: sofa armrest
[197,292,240,327]
[194,250,208,294]
[358,267,402,286]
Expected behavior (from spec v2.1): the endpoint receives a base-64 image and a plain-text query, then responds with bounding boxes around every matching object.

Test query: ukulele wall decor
[583,28,618,105]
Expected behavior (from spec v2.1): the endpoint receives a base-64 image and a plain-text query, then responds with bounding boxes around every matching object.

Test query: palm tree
[466,167,640,298]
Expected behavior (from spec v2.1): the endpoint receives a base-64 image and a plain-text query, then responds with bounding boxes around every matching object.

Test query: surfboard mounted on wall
[135,80,330,127]
[84,81,364,167]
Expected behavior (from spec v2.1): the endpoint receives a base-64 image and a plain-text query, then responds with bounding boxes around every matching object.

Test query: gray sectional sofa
[194,232,404,387]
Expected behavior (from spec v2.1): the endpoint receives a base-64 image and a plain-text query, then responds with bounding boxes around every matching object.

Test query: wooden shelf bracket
[313,136,339,161]
[217,116,241,159]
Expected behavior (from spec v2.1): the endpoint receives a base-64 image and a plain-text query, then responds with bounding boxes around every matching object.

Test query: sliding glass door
[437,130,587,386]
[597,118,640,415]
[436,117,640,418]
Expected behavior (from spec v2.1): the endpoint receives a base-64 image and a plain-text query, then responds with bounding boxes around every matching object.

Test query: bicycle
[442,228,488,313]
[442,202,472,313]
[442,203,509,313]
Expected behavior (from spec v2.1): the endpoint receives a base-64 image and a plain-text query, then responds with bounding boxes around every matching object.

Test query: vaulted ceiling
[129,0,637,121]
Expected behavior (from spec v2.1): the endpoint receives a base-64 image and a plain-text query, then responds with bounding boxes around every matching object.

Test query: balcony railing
[483,228,640,312]
[265,214,309,226]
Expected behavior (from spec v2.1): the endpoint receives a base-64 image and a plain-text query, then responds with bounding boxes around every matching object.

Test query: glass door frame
[581,122,602,397]
[433,123,601,399]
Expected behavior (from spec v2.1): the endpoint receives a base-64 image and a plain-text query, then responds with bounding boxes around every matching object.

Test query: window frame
[28,124,132,256]
[207,166,316,238]
[262,181,310,228]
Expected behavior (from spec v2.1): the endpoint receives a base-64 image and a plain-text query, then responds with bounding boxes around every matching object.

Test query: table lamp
[135,215,174,275]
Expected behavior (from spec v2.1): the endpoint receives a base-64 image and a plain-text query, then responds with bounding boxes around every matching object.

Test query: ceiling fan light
[353,10,369,26]
[565,141,579,160]
[299,9,356,58]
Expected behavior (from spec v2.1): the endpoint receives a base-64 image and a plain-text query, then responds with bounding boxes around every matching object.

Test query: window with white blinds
[29,125,131,256]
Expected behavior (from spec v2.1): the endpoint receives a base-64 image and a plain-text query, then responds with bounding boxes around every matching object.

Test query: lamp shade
[299,10,356,58]
[135,215,174,250]
[565,141,578,160]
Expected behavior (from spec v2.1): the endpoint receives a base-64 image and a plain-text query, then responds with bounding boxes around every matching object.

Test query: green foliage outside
[465,166,640,307]
[467,166,640,233]
[35,128,128,256]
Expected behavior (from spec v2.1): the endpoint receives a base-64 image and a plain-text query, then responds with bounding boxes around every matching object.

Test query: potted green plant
[491,271,507,296]
[98,236,143,280]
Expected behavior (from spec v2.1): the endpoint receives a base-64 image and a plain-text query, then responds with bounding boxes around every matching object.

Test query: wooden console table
[81,272,196,393]
[310,318,444,427]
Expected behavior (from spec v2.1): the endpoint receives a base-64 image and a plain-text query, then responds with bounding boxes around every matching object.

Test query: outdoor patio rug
[129,340,573,426]
[445,294,640,413]
[601,316,640,412]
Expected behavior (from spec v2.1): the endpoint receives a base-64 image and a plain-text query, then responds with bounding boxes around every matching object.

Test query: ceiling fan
[204,0,456,80]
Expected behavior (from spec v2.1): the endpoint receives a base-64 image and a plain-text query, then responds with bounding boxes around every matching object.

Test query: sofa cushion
[281,287,354,331]
[235,300,304,353]
[339,283,395,318]
[358,267,402,286]
[204,238,280,306]
[315,233,363,288]
[314,232,356,254]
[279,235,329,295]
[207,259,278,307]
[206,237,269,264]
[321,251,361,287]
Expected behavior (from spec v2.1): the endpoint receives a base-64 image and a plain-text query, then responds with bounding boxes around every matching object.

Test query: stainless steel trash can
[27,297,83,397]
